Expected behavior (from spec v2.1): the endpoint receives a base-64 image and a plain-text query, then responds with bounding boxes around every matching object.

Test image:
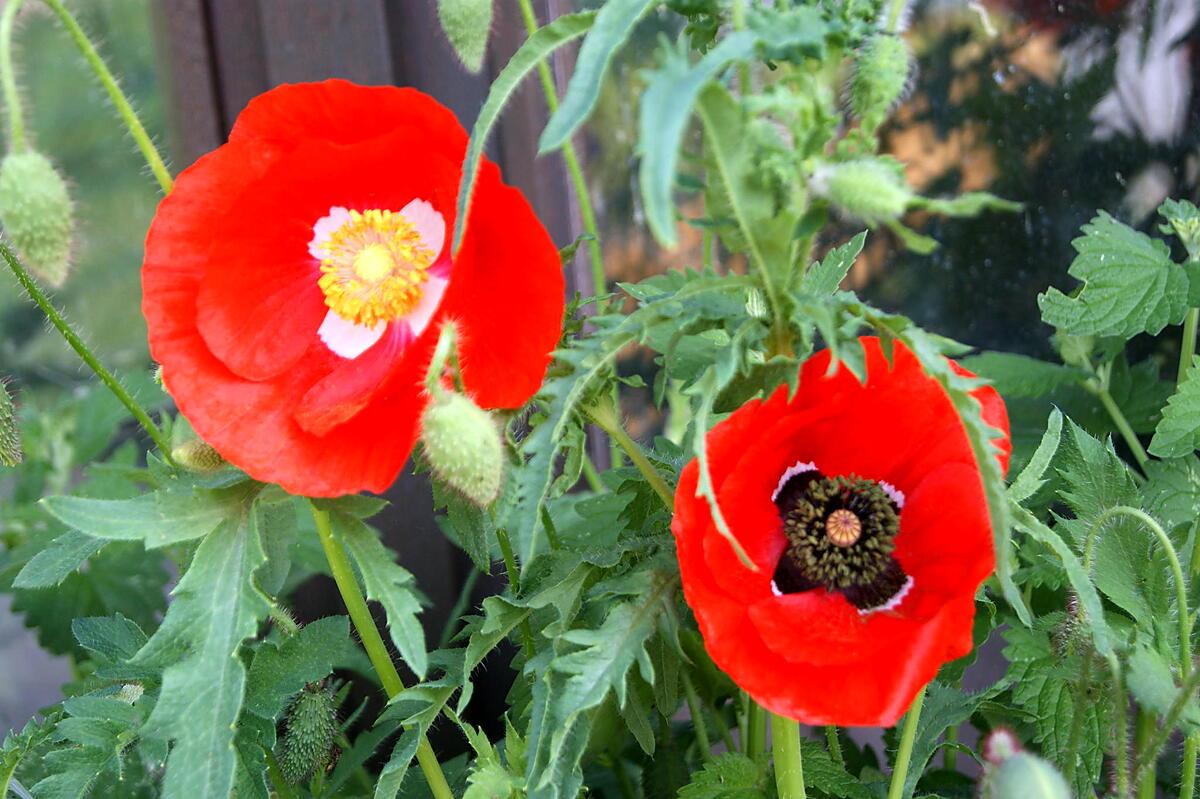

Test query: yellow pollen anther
[317,208,434,327]
[825,509,862,548]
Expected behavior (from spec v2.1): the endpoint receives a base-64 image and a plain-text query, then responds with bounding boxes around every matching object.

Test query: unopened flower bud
[421,391,503,507]
[437,0,494,73]
[171,438,225,473]
[850,34,912,131]
[812,159,912,224]
[278,683,338,785]
[982,727,1022,765]
[0,150,74,286]
[982,752,1070,799]
[0,378,21,467]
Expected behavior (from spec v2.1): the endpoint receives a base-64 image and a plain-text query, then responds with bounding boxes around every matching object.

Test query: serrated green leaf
[1143,456,1200,531]
[243,616,354,719]
[539,0,655,152]
[677,752,770,799]
[133,509,269,799]
[958,352,1087,398]
[374,728,421,799]
[798,739,874,799]
[13,531,107,588]
[638,33,757,247]
[71,614,147,663]
[451,11,596,255]
[896,681,1006,799]
[1039,211,1187,338]
[800,232,866,295]
[1150,355,1200,458]
[335,511,427,678]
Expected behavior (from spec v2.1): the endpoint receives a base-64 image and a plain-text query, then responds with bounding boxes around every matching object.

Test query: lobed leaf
[1149,355,1200,458]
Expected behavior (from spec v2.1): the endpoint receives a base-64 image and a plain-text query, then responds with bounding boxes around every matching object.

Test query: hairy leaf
[959,352,1087,398]
[1150,355,1200,458]
[800,232,867,296]
[243,616,355,719]
[13,531,106,589]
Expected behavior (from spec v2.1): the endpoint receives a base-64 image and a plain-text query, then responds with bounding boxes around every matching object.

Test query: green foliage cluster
[5,2,1200,799]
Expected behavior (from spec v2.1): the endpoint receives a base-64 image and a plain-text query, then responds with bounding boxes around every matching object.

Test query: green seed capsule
[421,391,503,507]
[437,0,494,74]
[0,150,74,287]
[0,379,21,467]
[278,684,338,786]
[983,753,1071,799]
[814,159,912,224]
[850,34,912,131]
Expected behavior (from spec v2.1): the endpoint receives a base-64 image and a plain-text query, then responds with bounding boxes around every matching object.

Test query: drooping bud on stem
[980,729,1070,799]
[811,159,912,224]
[278,683,339,786]
[437,0,494,73]
[850,34,911,132]
[0,150,73,286]
[0,377,21,466]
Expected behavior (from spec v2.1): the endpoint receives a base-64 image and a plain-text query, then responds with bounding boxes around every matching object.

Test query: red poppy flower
[142,80,564,497]
[672,337,1010,727]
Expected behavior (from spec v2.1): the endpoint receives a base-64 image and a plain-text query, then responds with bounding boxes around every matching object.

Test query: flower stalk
[771,713,807,799]
[0,0,26,152]
[887,687,925,799]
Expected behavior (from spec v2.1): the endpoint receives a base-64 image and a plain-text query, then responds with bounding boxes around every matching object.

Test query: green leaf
[1127,642,1200,731]
[677,752,771,799]
[133,510,269,799]
[638,33,757,247]
[539,0,655,152]
[1008,408,1064,504]
[336,511,428,679]
[798,739,874,799]
[897,681,1006,799]
[40,484,255,548]
[1,713,59,799]
[71,614,148,663]
[450,10,596,255]
[912,191,1022,217]
[1143,456,1200,531]
[13,530,106,588]
[800,232,867,295]
[958,352,1088,398]
[1039,211,1188,338]
[243,616,355,719]
[1150,355,1200,458]
[1159,197,1200,260]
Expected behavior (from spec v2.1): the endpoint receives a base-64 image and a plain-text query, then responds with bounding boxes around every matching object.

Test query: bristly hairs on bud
[170,438,226,473]
[436,0,494,74]
[0,149,74,287]
[849,33,913,133]
[980,752,1071,799]
[420,322,504,507]
[277,682,339,786]
[0,376,22,466]
[810,159,913,225]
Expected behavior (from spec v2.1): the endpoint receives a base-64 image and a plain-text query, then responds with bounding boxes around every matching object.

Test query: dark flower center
[773,470,910,612]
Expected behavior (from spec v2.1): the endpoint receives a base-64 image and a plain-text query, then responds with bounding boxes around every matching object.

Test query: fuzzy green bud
[0,378,20,467]
[437,0,494,73]
[170,438,225,473]
[812,159,912,224]
[421,391,503,507]
[0,150,73,287]
[278,683,338,785]
[982,752,1070,799]
[850,34,911,130]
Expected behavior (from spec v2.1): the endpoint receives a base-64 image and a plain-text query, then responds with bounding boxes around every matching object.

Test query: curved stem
[771,713,807,799]
[39,0,172,194]
[1096,388,1150,468]
[586,401,673,507]
[514,0,604,303]
[1,241,173,462]
[1180,308,1198,385]
[887,687,925,799]
[0,0,26,152]
[310,505,455,799]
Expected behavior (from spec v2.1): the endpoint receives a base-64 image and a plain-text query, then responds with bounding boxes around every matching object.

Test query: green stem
[1135,710,1158,799]
[514,0,604,303]
[1183,734,1198,799]
[1096,388,1150,468]
[731,0,751,93]
[682,671,713,759]
[1190,518,1200,578]
[1112,659,1130,799]
[0,241,173,462]
[580,453,604,492]
[1180,308,1199,385]
[824,726,844,768]
[0,0,25,151]
[263,749,298,799]
[1062,647,1095,787]
[942,727,956,771]
[586,401,673,508]
[771,713,806,799]
[1134,667,1200,794]
[746,698,767,761]
[496,527,536,656]
[886,0,908,32]
[39,0,172,194]
[887,687,925,799]
[712,698,738,754]
[310,505,455,799]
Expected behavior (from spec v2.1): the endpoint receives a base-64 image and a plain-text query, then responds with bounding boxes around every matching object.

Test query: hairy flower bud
[421,391,503,507]
[850,34,912,131]
[171,438,226,473]
[437,0,494,73]
[0,378,21,467]
[982,727,1022,765]
[278,683,338,786]
[0,150,74,286]
[811,159,912,224]
[982,752,1071,799]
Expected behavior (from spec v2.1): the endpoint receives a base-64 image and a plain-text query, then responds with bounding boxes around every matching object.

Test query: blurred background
[1,0,1197,739]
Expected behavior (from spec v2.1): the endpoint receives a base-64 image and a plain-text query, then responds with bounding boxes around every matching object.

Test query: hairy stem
[0,0,25,151]
[1,242,173,462]
[1183,735,1198,799]
[825,726,844,768]
[1096,388,1150,468]
[39,0,172,193]
[1181,308,1199,385]
[586,401,673,507]
[310,505,455,799]
[682,671,713,759]
[771,713,807,799]
[496,526,536,656]
[887,687,925,799]
[1063,647,1095,787]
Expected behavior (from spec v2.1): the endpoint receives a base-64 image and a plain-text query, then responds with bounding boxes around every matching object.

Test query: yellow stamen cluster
[317,209,434,326]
